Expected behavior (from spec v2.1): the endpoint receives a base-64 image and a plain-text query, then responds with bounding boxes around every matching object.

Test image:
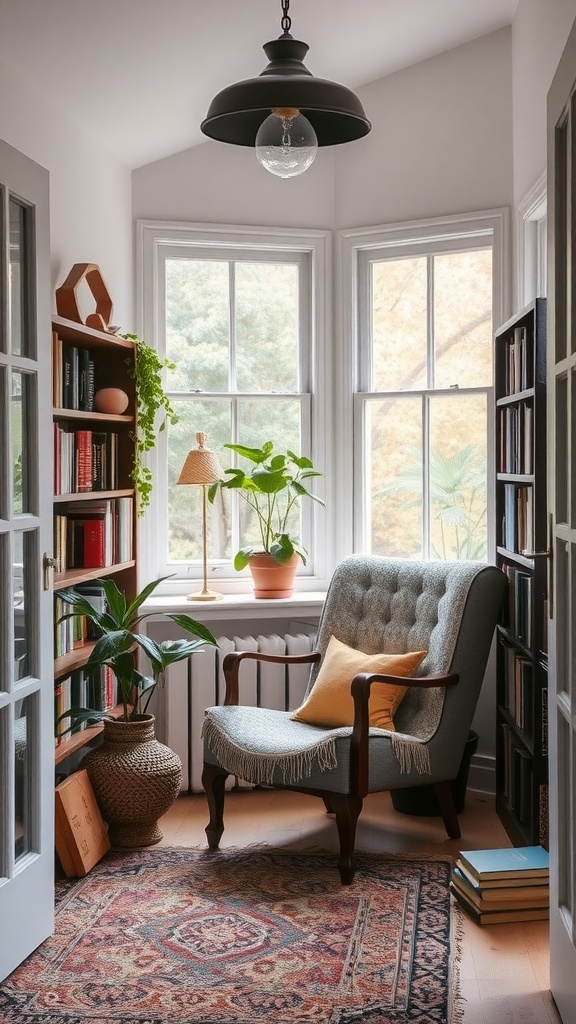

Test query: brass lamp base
[186,590,224,602]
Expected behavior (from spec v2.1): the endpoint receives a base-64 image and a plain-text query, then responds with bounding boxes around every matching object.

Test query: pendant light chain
[280,0,291,34]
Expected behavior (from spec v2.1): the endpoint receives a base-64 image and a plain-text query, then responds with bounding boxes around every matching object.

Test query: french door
[0,139,54,979]
[547,14,576,1022]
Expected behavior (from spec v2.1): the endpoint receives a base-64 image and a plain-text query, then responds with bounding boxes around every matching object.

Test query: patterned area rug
[0,848,462,1024]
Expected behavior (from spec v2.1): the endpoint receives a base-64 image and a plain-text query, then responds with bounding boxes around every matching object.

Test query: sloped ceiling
[0,0,518,169]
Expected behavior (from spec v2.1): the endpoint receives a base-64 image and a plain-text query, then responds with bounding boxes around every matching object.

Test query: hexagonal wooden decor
[55,263,114,331]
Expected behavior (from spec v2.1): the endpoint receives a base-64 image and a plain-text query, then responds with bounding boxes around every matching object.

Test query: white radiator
[163,632,317,792]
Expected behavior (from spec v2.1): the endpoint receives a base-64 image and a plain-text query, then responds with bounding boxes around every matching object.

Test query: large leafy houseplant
[208,441,324,570]
[57,575,217,727]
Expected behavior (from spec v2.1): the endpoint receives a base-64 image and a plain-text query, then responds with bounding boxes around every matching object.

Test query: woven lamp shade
[177,433,224,486]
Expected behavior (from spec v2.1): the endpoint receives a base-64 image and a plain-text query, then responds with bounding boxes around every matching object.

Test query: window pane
[12,370,32,515]
[13,528,34,679]
[236,263,299,392]
[434,250,493,388]
[165,259,229,392]
[371,258,427,391]
[10,199,31,358]
[367,397,423,557]
[168,399,231,562]
[14,695,34,860]
[429,394,487,560]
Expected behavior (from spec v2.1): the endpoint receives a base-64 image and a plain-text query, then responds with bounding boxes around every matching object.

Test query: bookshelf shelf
[53,407,134,425]
[494,297,548,848]
[52,313,138,763]
[54,705,125,766]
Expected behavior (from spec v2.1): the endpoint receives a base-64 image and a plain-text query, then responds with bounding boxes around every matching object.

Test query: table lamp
[177,432,225,601]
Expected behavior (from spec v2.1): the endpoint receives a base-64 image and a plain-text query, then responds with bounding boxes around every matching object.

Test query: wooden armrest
[222,649,321,705]
[348,670,459,796]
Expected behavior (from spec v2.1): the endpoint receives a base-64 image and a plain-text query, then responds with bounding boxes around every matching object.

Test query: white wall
[132,30,513,235]
[336,29,513,229]
[512,0,576,204]
[132,134,335,230]
[0,60,133,327]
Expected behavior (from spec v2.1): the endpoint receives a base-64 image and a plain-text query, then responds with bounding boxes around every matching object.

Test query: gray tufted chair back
[311,556,505,774]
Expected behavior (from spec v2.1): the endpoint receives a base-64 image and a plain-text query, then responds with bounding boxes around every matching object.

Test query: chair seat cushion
[202,705,432,790]
[290,636,426,729]
[202,705,357,787]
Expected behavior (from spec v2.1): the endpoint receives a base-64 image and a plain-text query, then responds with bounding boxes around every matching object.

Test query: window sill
[141,590,327,623]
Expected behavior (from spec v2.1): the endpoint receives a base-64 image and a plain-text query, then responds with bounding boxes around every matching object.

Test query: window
[138,222,330,590]
[341,210,508,562]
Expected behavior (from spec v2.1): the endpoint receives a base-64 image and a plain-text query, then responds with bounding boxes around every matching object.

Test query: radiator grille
[164,632,316,792]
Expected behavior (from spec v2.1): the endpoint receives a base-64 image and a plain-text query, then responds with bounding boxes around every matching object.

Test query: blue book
[458,845,549,882]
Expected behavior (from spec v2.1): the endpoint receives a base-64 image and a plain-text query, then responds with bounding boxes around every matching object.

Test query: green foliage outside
[164,259,305,562]
[377,443,487,560]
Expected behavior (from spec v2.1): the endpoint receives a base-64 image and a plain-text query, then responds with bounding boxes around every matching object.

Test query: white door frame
[0,138,54,980]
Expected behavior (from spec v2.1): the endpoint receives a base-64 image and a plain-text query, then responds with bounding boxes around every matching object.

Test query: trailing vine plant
[123,334,178,515]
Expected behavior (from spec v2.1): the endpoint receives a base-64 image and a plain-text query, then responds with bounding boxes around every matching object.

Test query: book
[450,883,549,925]
[55,769,110,877]
[454,856,542,890]
[83,517,106,568]
[75,429,93,493]
[451,867,549,910]
[458,845,549,883]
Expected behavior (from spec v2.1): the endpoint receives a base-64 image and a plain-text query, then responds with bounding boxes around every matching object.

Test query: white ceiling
[0,0,518,169]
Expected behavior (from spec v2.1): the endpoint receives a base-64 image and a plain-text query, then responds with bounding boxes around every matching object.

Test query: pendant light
[201,0,371,179]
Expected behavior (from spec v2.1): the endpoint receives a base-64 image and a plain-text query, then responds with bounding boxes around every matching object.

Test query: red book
[82,518,105,568]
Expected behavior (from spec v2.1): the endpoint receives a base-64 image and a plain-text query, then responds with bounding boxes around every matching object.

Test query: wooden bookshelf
[52,314,138,763]
[494,297,548,848]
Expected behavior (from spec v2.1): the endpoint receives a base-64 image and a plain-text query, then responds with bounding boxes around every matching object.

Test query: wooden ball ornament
[94,387,129,415]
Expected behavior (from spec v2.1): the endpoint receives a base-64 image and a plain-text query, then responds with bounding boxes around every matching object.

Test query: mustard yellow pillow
[291,635,427,730]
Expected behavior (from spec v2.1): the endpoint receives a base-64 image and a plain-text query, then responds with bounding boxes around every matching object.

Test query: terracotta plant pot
[94,387,129,415]
[248,552,299,599]
[81,714,182,848]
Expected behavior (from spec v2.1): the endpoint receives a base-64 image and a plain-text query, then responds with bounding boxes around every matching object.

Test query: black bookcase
[494,297,548,847]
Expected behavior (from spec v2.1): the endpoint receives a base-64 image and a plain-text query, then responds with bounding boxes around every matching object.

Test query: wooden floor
[159,786,561,1024]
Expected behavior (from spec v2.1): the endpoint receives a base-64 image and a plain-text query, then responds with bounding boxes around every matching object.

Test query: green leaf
[166,613,218,646]
[234,547,254,571]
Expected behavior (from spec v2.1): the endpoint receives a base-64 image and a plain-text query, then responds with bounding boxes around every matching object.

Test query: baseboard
[467,753,495,795]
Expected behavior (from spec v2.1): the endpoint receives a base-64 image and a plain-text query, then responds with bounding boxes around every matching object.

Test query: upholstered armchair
[202,556,507,884]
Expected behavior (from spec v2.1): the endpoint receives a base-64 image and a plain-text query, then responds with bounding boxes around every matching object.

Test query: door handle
[42,553,60,591]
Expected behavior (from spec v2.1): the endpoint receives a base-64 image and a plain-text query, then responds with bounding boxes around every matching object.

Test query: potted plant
[208,440,324,598]
[57,574,217,847]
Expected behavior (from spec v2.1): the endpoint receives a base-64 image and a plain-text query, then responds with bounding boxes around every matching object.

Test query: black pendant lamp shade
[201,12,371,149]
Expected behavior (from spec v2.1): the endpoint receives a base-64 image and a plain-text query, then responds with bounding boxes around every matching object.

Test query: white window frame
[337,209,510,561]
[136,220,333,596]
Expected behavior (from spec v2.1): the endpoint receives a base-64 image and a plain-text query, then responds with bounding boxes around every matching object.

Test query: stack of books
[450,845,549,925]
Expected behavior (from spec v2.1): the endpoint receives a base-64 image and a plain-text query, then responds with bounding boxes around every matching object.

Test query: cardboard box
[55,769,110,876]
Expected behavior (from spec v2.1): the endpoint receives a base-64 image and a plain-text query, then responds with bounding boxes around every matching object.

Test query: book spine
[83,518,106,568]
[75,430,93,493]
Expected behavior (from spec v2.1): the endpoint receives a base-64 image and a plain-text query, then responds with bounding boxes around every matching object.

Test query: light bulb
[255,107,317,178]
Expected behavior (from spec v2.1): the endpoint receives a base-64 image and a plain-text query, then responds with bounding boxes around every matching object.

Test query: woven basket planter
[81,715,182,848]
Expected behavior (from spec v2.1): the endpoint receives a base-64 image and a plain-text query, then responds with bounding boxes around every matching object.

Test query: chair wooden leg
[322,796,334,814]
[433,780,461,839]
[202,761,229,849]
[329,793,363,885]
